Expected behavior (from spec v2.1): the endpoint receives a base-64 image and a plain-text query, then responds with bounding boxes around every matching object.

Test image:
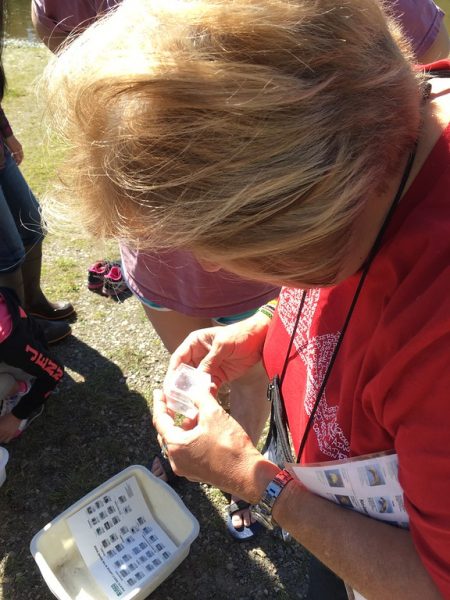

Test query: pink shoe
[103,264,129,299]
[87,260,116,292]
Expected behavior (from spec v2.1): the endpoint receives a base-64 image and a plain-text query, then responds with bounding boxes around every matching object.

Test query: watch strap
[250,468,293,529]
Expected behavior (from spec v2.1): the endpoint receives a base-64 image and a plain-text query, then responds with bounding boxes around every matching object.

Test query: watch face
[250,506,273,530]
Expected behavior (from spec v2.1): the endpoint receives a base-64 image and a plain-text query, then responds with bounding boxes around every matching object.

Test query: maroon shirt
[31,0,121,34]
[0,107,12,140]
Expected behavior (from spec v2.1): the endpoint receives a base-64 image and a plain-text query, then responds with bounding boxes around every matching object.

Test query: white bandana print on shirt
[278,287,350,460]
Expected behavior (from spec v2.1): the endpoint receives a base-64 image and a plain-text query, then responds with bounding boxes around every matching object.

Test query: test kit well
[163,363,211,419]
[30,465,199,600]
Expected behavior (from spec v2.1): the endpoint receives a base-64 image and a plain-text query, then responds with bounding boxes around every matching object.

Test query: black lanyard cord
[279,144,419,463]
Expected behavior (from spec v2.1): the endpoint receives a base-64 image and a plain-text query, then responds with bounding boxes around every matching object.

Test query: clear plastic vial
[163,364,211,419]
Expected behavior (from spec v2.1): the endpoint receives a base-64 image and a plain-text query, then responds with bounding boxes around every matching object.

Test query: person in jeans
[0,4,73,343]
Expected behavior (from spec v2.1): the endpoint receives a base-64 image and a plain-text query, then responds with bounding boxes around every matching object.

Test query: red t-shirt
[263,101,450,593]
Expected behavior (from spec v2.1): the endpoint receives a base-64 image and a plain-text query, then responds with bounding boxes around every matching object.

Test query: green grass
[2,45,59,195]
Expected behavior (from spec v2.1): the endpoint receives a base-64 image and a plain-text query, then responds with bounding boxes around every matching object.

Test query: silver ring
[160,440,169,459]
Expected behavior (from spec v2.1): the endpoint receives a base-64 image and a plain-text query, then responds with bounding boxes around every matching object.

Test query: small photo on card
[324,469,344,488]
[364,464,386,487]
[374,496,394,514]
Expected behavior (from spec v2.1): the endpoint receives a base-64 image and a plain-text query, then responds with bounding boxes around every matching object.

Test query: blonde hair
[44,0,423,285]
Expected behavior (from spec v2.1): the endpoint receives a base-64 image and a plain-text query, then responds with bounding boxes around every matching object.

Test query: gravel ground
[0,239,310,600]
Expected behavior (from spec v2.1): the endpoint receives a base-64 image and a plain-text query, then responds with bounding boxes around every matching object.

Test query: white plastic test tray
[30,465,199,600]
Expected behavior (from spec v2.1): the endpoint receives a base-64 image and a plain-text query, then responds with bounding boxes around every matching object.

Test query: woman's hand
[0,413,21,443]
[169,311,271,391]
[5,135,24,165]
[152,388,278,502]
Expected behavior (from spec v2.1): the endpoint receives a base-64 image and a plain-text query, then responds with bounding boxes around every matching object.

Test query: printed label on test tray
[67,476,177,599]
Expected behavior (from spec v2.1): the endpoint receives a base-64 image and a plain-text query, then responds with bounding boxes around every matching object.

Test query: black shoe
[35,318,72,345]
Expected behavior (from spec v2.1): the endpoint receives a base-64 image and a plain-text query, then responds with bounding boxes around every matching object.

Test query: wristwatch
[250,469,293,530]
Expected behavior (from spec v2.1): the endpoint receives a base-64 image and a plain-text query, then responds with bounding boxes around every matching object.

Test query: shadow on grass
[0,335,159,599]
[0,336,309,600]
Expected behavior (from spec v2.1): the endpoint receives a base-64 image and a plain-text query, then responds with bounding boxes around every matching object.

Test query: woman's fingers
[152,389,175,437]
[152,387,265,497]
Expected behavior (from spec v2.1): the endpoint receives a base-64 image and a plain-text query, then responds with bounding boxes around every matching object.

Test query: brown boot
[21,242,75,321]
[0,271,71,344]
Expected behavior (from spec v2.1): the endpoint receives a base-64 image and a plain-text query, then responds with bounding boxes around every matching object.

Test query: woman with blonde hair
[34,0,281,541]
[34,0,449,544]
[46,0,450,596]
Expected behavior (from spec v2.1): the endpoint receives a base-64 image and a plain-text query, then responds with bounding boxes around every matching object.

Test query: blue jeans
[0,147,43,273]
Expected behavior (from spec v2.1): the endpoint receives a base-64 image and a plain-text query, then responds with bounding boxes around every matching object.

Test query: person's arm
[0,106,24,165]
[0,106,11,167]
[153,391,443,600]
[4,135,24,165]
[271,477,442,599]
[0,106,13,139]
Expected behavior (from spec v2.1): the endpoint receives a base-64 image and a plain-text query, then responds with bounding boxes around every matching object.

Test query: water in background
[4,0,450,42]
[5,0,38,43]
